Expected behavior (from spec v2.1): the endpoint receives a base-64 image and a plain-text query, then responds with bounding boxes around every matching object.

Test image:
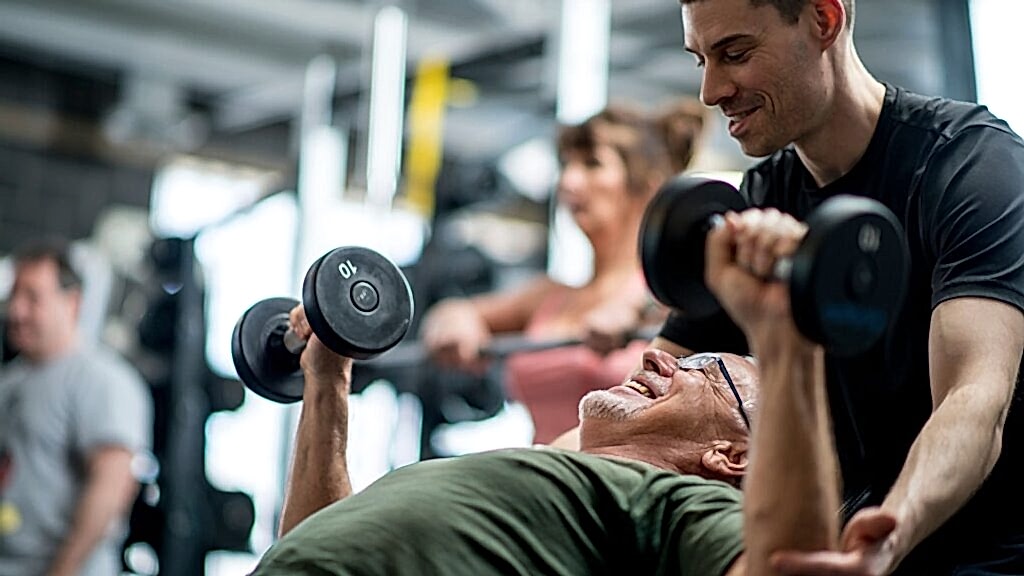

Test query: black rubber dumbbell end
[789,195,909,357]
[302,246,414,360]
[639,175,748,317]
[231,297,306,403]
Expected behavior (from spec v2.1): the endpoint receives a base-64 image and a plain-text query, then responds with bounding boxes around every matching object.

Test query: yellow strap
[404,57,450,218]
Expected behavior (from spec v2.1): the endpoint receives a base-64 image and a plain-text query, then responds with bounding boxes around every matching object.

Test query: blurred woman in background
[421,99,706,443]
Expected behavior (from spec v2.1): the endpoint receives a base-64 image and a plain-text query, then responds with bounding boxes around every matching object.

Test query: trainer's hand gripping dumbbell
[231,246,414,403]
[639,176,910,356]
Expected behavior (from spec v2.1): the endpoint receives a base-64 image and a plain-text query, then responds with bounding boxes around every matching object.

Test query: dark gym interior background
[0,0,1017,574]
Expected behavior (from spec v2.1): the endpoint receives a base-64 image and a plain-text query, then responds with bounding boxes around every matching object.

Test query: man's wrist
[302,374,351,402]
[749,326,816,360]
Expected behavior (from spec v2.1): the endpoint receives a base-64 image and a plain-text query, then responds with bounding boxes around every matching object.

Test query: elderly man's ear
[701,442,748,486]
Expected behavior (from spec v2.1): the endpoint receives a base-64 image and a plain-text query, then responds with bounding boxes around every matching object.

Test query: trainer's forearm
[279,378,353,536]
[879,382,1006,566]
[879,299,1022,567]
[744,340,839,576]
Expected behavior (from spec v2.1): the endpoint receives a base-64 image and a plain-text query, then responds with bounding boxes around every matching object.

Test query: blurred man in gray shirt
[0,239,151,576]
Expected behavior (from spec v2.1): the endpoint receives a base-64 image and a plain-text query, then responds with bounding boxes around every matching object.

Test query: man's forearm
[48,449,138,576]
[880,382,1006,566]
[279,378,353,536]
[744,340,839,576]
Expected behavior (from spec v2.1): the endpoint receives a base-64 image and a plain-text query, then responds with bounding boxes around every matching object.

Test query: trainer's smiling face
[682,0,834,157]
[580,349,757,447]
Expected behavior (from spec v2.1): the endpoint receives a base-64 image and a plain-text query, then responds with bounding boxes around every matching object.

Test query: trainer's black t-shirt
[660,83,1024,573]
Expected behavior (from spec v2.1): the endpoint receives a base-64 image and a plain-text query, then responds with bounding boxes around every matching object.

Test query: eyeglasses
[676,354,752,431]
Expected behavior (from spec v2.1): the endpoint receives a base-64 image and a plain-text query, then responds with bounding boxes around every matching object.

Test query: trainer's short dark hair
[679,0,855,30]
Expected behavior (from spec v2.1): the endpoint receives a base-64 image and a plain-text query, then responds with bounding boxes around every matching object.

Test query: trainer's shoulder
[892,85,1018,142]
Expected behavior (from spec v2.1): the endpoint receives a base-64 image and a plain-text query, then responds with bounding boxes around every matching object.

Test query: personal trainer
[642,1,1024,573]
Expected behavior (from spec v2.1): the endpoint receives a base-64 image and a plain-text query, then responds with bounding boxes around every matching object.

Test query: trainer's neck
[794,60,886,188]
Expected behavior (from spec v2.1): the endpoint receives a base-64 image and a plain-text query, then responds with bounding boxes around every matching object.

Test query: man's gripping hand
[288,304,353,392]
[704,208,809,349]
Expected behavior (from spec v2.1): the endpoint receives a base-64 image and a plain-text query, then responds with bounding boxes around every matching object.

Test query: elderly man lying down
[251,217,852,576]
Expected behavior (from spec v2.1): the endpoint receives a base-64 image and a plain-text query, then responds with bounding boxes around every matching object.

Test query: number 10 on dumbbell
[232,246,415,403]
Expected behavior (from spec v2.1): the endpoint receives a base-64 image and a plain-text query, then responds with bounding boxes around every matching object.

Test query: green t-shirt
[254,448,743,575]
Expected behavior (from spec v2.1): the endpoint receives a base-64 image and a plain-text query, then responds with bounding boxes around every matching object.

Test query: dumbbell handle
[708,214,794,281]
[362,325,662,370]
[282,328,307,355]
[278,325,353,356]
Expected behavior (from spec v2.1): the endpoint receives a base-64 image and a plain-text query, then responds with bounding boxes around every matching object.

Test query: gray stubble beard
[578,390,648,422]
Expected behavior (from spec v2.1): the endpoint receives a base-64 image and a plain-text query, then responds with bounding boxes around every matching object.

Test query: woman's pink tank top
[504,288,648,443]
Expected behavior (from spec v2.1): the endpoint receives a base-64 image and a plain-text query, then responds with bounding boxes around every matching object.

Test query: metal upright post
[160,237,210,575]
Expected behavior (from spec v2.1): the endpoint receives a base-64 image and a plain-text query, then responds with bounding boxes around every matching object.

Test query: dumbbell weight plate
[303,246,414,360]
[789,196,908,357]
[640,176,748,316]
[231,297,306,403]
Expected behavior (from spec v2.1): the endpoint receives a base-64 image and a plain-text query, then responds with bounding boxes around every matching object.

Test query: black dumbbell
[639,176,909,356]
[231,246,414,403]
